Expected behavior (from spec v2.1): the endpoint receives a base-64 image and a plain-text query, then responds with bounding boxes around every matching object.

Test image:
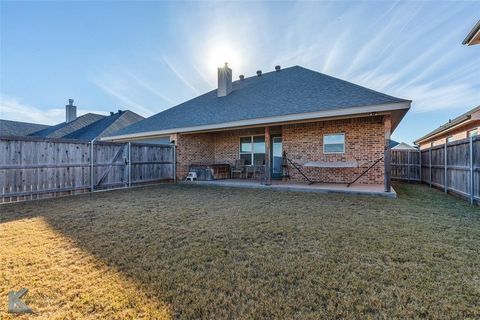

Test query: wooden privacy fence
[391,135,479,205]
[0,136,176,203]
[391,149,421,182]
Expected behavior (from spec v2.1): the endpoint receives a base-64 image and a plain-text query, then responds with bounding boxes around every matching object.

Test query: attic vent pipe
[239,75,244,80]
[275,65,281,71]
[256,70,262,76]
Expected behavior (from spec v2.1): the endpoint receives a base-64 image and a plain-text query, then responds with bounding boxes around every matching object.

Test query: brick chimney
[65,99,77,123]
[217,63,232,97]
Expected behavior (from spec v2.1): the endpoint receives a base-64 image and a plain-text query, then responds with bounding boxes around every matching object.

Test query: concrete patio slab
[183,179,397,198]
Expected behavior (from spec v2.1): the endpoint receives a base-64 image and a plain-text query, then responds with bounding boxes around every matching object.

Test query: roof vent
[275,65,281,71]
[239,75,244,80]
[256,70,262,77]
[110,112,114,116]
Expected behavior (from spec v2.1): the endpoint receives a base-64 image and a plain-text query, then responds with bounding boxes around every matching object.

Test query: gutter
[101,101,411,141]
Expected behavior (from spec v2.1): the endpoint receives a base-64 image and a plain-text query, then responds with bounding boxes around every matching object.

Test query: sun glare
[208,42,241,75]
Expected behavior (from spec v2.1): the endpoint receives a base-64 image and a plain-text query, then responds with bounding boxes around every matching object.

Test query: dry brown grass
[0,217,171,319]
[1,182,479,319]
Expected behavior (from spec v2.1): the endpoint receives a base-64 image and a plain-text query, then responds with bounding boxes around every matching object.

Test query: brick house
[414,106,479,150]
[103,65,411,192]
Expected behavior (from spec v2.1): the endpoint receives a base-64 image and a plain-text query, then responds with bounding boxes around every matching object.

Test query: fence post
[419,150,422,182]
[429,148,432,188]
[128,142,131,188]
[444,143,448,194]
[407,150,411,183]
[90,141,94,192]
[470,137,474,205]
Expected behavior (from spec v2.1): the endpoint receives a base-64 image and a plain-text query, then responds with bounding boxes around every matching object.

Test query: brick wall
[282,116,385,184]
[173,132,215,179]
[174,116,387,184]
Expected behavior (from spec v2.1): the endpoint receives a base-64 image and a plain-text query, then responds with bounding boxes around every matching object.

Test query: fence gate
[92,142,129,191]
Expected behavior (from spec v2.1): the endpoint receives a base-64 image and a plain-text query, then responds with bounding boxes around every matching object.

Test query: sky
[1,1,479,144]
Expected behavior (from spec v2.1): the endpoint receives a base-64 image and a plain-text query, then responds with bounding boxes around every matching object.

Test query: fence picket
[0,136,174,203]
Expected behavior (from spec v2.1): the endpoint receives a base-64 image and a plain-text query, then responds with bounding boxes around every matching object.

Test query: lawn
[1,183,479,319]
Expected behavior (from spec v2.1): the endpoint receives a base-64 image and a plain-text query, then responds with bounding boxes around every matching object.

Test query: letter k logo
[7,288,32,314]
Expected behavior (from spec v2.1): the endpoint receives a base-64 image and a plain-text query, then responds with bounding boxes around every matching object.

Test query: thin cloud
[124,70,177,105]
[0,95,107,124]
[89,77,154,116]
[161,56,200,95]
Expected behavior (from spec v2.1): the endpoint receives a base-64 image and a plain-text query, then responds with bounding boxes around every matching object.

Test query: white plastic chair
[185,172,197,181]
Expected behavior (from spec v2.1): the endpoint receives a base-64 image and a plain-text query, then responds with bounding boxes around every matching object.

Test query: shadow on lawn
[1,183,480,319]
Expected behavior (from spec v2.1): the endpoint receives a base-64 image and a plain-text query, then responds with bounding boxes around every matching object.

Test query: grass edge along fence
[0,136,176,203]
[392,135,479,205]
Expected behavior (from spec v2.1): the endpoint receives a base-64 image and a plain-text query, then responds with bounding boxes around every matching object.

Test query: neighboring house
[103,65,411,190]
[414,106,480,150]
[29,99,144,140]
[0,119,49,137]
[392,142,417,150]
[389,139,400,149]
[463,20,480,46]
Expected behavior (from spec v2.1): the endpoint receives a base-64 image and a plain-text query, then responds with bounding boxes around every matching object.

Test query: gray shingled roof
[112,66,409,137]
[29,110,144,141]
[30,113,105,138]
[63,111,144,140]
[0,119,49,136]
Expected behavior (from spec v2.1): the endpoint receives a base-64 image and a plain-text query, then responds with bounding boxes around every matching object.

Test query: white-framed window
[447,136,454,143]
[323,133,345,154]
[239,135,265,165]
[468,129,478,138]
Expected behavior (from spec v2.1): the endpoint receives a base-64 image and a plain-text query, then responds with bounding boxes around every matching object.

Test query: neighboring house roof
[392,142,417,150]
[63,110,144,140]
[389,139,400,149]
[463,20,480,46]
[414,105,480,144]
[30,113,105,138]
[0,119,50,137]
[29,110,144,141]
[106,66,410,140]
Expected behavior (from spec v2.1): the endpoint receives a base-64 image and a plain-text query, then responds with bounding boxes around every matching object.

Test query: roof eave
[463,20,480,45]
[102,101,411,141]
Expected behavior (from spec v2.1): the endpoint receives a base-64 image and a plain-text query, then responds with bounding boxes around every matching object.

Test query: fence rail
[391,135,479,205]
[0,136,175,203]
